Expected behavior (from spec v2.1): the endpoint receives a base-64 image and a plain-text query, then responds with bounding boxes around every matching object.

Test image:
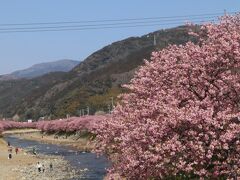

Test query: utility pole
[108,104,111,114]
[86,106,89,115]
[153,34,157,46]
[66,114,70,118]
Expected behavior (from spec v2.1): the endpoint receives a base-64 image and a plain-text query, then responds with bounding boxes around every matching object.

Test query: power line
[0,11,236,34]
[0,16,218,31]
[0,20,216,34]
[0,11,236,27]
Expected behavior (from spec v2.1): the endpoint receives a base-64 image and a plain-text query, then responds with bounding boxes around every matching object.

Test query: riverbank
[0,138,37,180]
[10,130,94,151]
[3,129,41,135]
[0,138,79,180]
[16,155,80,180]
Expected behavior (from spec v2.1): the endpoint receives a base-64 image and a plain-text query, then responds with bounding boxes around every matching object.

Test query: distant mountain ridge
[0,59,79,80]
[0,25,199,120]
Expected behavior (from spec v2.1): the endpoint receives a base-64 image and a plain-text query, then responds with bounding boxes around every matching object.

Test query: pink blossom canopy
[95,14,240,179]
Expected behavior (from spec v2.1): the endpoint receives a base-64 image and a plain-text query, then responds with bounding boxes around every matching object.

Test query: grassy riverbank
[3,128,41,135]
[10,130,95,151]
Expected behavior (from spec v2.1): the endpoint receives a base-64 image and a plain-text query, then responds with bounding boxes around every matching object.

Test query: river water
[4,136,110,180]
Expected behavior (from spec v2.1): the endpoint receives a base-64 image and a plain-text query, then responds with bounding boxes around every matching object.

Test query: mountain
[0,59,79,80]
[0,74,18,81]
[0,25,199,120]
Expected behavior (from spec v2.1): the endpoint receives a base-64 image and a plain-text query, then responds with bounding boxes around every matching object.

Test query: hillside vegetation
[0,26,198,120]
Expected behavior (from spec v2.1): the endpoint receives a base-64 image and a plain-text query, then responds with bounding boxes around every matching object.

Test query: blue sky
[0,0,239,74]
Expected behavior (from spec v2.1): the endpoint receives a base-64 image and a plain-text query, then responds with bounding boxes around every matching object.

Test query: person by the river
[7,141,10,146]
[32,147,37,155]
[42,164,45,173]
[49,162,53,171]
[15,147,19,154]
[8,153,12,159]
[8,146,13,159]
[37,162,42,173]
[8,146,13,153]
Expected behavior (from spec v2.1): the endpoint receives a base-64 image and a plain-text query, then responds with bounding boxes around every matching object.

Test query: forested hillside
[0,25,198,120]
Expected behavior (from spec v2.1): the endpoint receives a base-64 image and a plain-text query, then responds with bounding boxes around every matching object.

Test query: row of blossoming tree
[36,115,107,133]
[0,115,107,135]
[0,120,36,134]
[95,14,240,179]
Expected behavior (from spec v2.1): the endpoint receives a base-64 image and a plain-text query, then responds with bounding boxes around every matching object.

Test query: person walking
[15,147,19,154]
[8,147,13,159]
[42,164,45,173]
[49,162,53,171]
[32,147,37,155]
[37,162,42,173]
[9,146,13,153]
[8,152,12,159]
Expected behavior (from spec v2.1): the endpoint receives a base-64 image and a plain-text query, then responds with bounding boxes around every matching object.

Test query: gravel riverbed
[12,155,86,180]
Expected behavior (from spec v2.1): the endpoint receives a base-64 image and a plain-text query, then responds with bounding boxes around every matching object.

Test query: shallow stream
[4,136,110,180]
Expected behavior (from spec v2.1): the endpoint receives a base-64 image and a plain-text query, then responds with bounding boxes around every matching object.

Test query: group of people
[7,141,19,159]
[36,162,53,173]
[7,141,53,173]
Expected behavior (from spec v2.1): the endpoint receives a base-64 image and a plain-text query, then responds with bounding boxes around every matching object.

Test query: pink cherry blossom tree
[0,120,37,131]
[95,14,240,179]
[36,115,107,134]
[0,115,107,134]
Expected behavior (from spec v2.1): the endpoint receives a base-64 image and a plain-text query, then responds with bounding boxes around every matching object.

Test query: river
[4,136,110,180]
